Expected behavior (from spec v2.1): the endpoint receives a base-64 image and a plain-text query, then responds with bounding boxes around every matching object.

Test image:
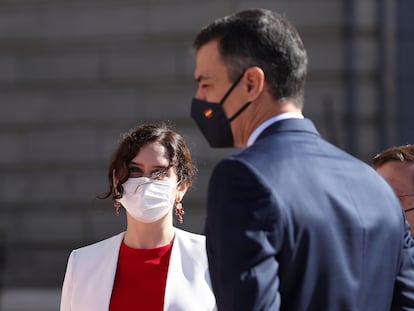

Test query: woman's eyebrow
[128,161,141,166]
[128,162,169,169]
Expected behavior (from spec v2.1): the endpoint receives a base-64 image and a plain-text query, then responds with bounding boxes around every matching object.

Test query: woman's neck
[123,217,175,249]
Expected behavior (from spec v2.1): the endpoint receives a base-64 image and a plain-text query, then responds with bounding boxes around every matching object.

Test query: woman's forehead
[131,141,170,167]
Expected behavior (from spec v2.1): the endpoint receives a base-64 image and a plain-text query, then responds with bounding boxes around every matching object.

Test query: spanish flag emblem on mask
[203,108,213,119]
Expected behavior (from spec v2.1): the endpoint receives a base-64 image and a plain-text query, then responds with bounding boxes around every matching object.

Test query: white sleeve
[60,250,76,311]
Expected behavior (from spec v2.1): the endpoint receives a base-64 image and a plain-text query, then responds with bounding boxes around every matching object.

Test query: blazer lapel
[72,232,124,311]
[163,229,216,311]
[163,228,183,310]
[95,233,124,310]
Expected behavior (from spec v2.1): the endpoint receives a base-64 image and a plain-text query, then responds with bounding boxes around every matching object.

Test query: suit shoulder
[211,154,258,181]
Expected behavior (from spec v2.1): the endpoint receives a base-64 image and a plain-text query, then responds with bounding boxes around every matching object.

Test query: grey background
[0,0,412,310]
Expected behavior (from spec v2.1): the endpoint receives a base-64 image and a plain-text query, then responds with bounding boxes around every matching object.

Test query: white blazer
[60,228,217,311]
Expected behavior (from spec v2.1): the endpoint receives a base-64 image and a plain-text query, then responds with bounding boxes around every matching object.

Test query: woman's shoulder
[173,228,208,267]
[71,232,124,257]
[175,227,205,243]
[174,228,207,254]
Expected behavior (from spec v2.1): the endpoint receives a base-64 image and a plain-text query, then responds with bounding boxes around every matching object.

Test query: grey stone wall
[397,0,414,144]
[0,0,401,309]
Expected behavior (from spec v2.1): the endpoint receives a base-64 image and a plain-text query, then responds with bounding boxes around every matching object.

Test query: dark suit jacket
[205,118,414,310]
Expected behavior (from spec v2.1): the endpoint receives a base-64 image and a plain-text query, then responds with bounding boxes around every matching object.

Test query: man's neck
[236,99,302,148]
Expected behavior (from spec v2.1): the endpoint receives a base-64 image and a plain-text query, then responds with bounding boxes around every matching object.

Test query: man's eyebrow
[195,74,209,82]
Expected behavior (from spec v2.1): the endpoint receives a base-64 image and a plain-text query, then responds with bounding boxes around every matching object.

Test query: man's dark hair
[372,144,414,169]
[193,8,308,108]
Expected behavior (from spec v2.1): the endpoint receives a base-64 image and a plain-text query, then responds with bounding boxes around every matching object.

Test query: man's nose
[194,88,206,101]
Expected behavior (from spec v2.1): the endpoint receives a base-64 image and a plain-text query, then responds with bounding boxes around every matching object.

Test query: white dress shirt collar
[246,112,304,147]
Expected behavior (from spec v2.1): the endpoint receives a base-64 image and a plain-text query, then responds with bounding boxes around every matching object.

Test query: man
[190,9,414,310]
[373,144,414,235]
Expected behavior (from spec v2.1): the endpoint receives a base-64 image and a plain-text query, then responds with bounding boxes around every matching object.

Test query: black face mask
[191,73,251,148]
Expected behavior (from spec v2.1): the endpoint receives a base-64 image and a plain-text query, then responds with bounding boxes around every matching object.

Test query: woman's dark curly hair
[99,123,196,201]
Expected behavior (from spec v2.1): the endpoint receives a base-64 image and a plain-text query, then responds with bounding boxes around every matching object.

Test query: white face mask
[118,177,175,223]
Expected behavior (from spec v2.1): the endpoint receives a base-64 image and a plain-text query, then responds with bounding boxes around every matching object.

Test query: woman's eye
[151,169,168,180]
[128,167,142,177]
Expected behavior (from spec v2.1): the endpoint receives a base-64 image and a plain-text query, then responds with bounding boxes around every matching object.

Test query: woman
[60,123,216,311]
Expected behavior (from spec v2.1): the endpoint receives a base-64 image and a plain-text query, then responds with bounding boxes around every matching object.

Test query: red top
[109,240,173,311]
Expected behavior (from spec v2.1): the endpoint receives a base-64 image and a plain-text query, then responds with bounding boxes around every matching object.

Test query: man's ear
[244,66,265,101]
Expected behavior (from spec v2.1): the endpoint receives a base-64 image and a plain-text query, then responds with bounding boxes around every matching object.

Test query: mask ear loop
[228,102,251,122]
[112,169,122,216]
[219,71,245,106]
[219,71,251,122]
